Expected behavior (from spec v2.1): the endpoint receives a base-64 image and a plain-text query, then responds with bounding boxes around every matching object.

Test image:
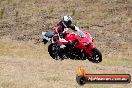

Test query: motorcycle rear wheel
[48,43,68,60]
[48,43,58,59]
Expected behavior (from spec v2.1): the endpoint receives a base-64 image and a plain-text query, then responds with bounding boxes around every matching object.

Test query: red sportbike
[42,29,102,63]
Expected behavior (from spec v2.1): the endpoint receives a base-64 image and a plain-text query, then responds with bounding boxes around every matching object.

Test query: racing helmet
[62,15,72,27]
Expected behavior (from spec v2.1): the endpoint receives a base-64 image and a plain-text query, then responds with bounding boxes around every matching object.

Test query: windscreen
[76,31,85,38]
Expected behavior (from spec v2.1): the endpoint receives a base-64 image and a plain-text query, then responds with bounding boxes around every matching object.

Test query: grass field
[0,39,132,88]
[0,0,132,88]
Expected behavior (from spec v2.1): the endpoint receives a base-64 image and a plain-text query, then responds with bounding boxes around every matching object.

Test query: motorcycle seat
[45,32,54,38]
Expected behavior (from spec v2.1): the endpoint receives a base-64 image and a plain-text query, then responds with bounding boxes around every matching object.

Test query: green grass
[15,10,19,17]
[103,57,132,66]
[0,8,4,18]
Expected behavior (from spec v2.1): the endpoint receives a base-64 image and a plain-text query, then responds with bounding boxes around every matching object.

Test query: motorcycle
[42,29,102,63]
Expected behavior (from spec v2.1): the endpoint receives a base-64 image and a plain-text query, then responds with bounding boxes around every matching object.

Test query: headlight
[83,42,90,46]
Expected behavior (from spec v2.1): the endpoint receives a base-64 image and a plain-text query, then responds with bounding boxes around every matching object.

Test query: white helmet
[62,15,72,27]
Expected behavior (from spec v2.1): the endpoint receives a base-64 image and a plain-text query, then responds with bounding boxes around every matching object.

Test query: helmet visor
[65,20,72,27]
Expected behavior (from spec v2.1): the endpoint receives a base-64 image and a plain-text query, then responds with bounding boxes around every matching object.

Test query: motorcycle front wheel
[89,48,102,63]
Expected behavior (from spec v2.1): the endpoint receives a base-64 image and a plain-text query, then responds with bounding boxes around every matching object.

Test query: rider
[54,15,80,48]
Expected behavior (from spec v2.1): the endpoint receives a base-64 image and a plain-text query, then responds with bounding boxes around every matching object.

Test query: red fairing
[65,30,95,56]
[65,33,77,42]
[85,43,95,56]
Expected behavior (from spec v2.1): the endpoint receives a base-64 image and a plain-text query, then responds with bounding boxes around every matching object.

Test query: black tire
[48,43,66,60]
[69,52,76,60]
[48,43,57,59]
[90,48,102,63]
[76,76,86,85]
